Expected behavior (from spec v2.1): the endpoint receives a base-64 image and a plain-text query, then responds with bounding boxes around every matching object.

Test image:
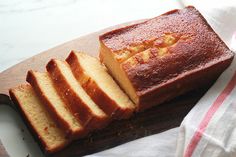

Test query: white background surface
[0,0,182,156]
[0,0,182,72]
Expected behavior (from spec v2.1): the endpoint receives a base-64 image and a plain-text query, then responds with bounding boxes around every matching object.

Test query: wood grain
[0,20,213,157]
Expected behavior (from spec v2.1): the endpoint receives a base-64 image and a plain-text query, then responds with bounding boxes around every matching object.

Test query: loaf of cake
[26,71,87,139]
[46,59,109,130]
[99,6,234,111]
[8,6,235,154]
[9,84,69,153]
[66,51,135,119]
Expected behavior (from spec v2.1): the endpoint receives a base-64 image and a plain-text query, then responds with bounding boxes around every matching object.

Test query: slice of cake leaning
[99,6,234,111]
[26,71,87,139]
[46,59,109,130]
[9,84,69,153]
[66,51,135,119]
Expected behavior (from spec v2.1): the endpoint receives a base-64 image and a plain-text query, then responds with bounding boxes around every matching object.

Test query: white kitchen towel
[176,57,236,157]
[176,1,236,157]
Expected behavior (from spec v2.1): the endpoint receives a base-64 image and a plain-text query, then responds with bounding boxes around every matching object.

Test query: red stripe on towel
[184,71,236,157]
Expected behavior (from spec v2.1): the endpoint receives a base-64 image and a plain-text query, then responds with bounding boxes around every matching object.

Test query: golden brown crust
[99,6,234,111]
[100,6,229,52]
[137,57,233,110]
[26,71,87,139]
[66,51,133,119]
[46,59,109,130]
[9,84,69,153]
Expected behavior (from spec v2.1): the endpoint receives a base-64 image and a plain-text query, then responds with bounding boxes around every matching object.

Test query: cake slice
[9,84,69,153]
[99,6,234,111]
[46,59,109,130]
[26,71,87,139]
[66,51,135,119]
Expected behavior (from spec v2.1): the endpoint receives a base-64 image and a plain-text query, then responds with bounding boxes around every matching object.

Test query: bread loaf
[99,6,234,111]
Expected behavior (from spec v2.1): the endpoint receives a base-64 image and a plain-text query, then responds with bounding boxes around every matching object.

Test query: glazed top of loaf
[99,6,234,95]
[100,6,230,53]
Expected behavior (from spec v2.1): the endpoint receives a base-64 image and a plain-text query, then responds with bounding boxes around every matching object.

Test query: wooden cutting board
[0,20,213,157]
